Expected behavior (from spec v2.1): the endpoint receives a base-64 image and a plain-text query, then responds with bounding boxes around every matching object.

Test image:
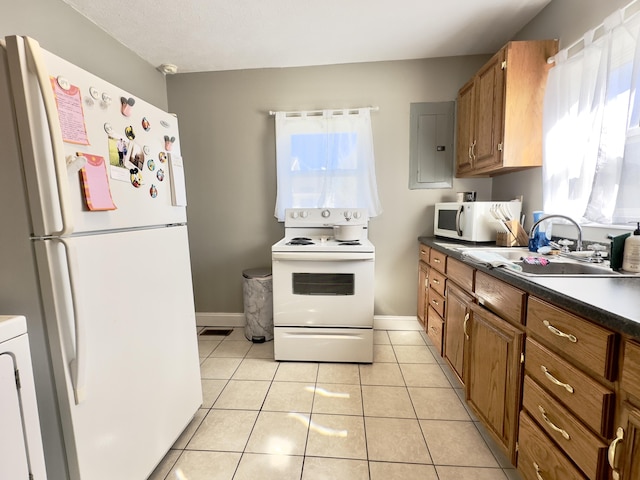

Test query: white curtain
[274,108,382,221]
[542,8,640,224]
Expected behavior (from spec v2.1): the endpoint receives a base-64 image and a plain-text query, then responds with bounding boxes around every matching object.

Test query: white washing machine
[0,315,47,479]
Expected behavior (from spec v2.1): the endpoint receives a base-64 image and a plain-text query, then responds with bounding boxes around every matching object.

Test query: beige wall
[492,0,632,229]
[6,0,629,317]
[0,0,167,109]
[167,58,493,316]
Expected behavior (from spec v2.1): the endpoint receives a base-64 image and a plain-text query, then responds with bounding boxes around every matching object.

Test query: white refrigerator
[0,36,202,480]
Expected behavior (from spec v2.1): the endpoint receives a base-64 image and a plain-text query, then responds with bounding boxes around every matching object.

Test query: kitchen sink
[453,246,640,278]
[513,261,623,276]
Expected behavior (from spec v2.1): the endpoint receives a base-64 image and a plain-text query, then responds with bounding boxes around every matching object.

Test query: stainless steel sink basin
[513,261,622,277]
[453,246,639,277]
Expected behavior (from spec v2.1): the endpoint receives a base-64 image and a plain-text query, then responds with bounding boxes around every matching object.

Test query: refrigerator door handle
[55,238,87,404]
[24,37,74,236]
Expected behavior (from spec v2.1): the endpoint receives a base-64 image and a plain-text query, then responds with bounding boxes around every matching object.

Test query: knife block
[496,220,529,247]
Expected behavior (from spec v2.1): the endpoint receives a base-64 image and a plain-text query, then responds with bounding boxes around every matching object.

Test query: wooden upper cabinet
[455,39,558,177]
[455,80,475,175]
[473,50,505,172]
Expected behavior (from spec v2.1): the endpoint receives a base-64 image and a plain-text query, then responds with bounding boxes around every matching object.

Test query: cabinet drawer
[525,338,614,437]
[428,289,446,318]
[527,296,616,380]
[446,257,474,292]
[429,249,447,273]
[522,375,608,479]
[518,412,587,480]
[427,306,443,354]
[419,244,430,263]
[428,269,446,297]
[475,271,526,325]
[621,340,640,401]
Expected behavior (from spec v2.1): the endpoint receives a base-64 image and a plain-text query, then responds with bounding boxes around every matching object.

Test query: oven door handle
[272,252,374,261]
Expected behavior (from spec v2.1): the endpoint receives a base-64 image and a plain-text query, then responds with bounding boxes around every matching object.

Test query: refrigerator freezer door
[35,225,201,480]
[6,36,187,237]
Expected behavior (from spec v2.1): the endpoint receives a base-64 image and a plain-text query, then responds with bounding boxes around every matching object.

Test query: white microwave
[433,201,522,242]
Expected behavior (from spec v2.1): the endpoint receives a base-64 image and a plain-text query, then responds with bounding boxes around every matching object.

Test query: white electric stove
[271,208,375,363]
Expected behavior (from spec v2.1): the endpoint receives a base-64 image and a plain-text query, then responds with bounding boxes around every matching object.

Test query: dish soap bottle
[622,222,640,272]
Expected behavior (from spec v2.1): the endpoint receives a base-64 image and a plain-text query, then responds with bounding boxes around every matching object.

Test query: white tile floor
[147,328,524,480]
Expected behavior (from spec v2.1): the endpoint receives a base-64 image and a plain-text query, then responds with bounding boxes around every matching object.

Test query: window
[542,7,640,225]
[273,109,382,221]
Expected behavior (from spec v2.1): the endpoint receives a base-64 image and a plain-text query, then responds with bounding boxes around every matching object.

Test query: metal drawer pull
[538,405,570,440]
[463,312,470,339]
[532,462,545,480]
[608,426,624,480]
[543,320,578,343]
[433,258,441,263]
[432,279,440,284]
[431,299,439,306]
[541,365,574,393]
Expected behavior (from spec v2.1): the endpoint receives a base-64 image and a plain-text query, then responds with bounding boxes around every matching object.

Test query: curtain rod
[268,106,379,116]
[547,0,640,64]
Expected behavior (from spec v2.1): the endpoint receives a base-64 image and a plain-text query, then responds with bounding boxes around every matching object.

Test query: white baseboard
[196,312,422,331]
[196,312,245,328]
[373,315,423,330]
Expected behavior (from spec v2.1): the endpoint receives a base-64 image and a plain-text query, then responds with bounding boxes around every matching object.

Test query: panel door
[473,48,505,171]
[444,282,472,384]
[455,80,475,175]
[466,303,524,463]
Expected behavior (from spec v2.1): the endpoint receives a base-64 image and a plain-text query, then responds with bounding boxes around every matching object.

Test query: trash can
[242,267,273,342]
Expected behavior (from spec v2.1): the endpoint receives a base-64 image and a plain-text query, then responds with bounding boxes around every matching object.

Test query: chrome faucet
[528,214,583,251]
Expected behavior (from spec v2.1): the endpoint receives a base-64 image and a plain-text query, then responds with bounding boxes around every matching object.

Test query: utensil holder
[496,220,529,247]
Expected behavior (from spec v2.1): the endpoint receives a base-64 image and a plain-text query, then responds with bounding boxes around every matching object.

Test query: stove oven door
[272,251,374,328]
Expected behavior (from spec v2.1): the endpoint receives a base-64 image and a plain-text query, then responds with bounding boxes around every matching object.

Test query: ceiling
[61,0,553,74]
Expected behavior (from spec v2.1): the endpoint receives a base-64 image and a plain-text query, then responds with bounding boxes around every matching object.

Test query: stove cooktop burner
[286,237,315,245]
[338,241,362,246]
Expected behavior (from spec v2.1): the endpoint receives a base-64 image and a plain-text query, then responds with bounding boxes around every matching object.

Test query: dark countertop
[419,236,640,339]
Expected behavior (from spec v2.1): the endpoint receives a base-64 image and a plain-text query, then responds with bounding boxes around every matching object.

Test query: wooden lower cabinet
[466,302,524,463]
[444,282,472,384]
[427,305,444,355]
[522,376,608,479]
[417,261,429,328]
[613,340,640,479]
[611,403,640,480]
[518,412,587,480]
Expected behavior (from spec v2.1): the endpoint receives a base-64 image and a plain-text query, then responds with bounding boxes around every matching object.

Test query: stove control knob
[291,211,299,219]
[354,211,362,219]
[300,211,308,218]
[322,210,330,218]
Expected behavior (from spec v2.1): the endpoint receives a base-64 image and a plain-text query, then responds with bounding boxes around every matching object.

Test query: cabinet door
[473,49,505,171]
[466,302,524,463]
[418,261,429,327]
[455,80,475,175]
[610,404,640,480]
[444,282,472,384]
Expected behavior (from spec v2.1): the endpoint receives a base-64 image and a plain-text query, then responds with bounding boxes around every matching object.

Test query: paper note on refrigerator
[50,77,90,145]
[79,153,117,211]
[168,153,187,206]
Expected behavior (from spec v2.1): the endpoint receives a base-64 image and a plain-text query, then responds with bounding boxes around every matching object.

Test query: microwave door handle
[456,205,464,237]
